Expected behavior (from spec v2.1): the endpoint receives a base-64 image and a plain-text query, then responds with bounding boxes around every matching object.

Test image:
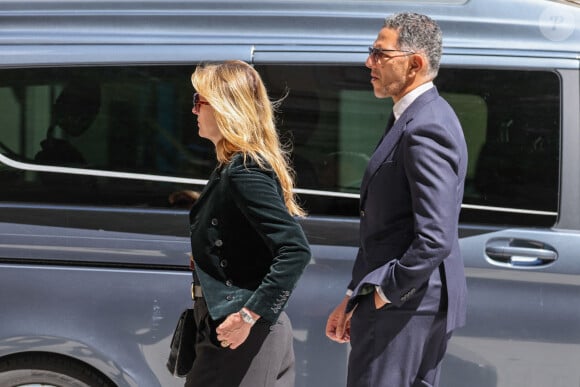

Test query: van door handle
[485,238,557,267]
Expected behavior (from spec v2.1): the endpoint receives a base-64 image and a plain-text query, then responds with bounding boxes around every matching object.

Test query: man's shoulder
[404,96,462,138]
[403,86,441,117]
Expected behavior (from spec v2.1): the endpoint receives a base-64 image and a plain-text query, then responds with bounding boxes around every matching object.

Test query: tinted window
[439,68,559,227]
[0,66,211,208]
[257,65,560,226]
[0,65,560,226]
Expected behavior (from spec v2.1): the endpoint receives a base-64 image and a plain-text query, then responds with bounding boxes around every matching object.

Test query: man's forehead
[374,27,398,46]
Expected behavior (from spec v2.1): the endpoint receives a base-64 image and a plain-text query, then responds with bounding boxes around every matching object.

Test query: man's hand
[374,289,389,309]
[325,296,353,343]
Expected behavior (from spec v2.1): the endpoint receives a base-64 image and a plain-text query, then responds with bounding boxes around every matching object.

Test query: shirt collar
[392,82,434,121]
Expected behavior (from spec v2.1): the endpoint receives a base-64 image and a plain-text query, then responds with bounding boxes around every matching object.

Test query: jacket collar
[188,165,222,220]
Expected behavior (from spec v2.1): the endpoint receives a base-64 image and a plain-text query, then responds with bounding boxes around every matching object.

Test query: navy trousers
[347,268,451,387]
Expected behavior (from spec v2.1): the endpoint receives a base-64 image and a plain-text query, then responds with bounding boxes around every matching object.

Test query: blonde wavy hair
[191,60,305,217]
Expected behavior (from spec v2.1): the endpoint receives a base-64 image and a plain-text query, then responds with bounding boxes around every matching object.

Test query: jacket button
[211,218,219,226]
[360,210,365,217]
[220,259,228,268]
[215,239,223,247]
[226,295,233,301]
[225,280,233,287]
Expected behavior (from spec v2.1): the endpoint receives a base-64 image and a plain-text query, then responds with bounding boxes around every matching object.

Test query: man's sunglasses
[368,47,415,63]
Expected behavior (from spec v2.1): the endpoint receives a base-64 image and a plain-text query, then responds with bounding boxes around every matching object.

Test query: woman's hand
[216,309,259,350]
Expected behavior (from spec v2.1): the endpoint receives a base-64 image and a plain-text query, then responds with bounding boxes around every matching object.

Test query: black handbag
[166,308,196,378]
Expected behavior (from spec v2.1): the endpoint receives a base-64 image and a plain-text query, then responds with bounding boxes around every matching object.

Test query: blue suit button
[220,260,228,268]
[211,218,219,226]
[226,295,233,301]
[225,280,233,287]
[215,239,223,247]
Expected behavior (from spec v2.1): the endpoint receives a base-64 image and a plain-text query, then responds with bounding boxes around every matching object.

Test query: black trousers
[347,269,451,387]
[185,298,295,387]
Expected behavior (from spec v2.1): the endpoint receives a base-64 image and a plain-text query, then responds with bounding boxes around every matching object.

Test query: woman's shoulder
[221,154,281,199]
[224,153,273,176]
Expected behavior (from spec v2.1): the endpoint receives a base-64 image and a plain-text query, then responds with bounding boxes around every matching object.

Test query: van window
[257,65,560,226]
[0,65,211,208]
[0,65,560,227]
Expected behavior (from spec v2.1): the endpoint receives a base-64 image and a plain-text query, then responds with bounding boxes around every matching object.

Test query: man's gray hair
[383,12,442,79]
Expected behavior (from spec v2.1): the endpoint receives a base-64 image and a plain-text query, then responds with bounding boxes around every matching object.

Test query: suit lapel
[359,117,405,204]
[360,87,440,205]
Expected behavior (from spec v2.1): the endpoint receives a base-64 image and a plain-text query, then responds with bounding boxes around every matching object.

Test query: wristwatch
[239,308,256,326]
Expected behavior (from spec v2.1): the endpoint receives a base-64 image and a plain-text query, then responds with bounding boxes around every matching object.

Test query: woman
[186,60,311,387]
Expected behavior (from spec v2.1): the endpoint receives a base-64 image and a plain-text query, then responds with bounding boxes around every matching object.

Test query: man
[326,12,468,387]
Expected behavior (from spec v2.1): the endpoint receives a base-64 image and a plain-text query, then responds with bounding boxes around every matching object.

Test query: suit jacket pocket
[374,158,399,180]
[380,159,397,167]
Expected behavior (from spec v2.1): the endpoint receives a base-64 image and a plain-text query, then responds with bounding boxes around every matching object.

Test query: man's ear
[408,53,426,77]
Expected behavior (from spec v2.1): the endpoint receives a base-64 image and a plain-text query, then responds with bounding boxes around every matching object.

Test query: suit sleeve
[226,162,311,322]
[380,116,462,306]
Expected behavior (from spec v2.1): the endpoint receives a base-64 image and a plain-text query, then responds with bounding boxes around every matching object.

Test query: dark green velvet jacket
[189,153,311,323]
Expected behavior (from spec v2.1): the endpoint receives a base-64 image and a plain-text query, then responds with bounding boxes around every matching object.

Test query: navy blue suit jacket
[348,87,467,333]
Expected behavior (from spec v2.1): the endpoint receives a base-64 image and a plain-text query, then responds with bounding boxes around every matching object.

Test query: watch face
[240,310,255,324]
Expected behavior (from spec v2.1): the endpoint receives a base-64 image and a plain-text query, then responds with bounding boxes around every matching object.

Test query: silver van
[0,0,579,386]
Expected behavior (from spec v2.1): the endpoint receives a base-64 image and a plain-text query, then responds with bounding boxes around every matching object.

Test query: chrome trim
[293,188,359,199]
[461,203,557,216]
[0,153,206,185]
[0,154,558,217]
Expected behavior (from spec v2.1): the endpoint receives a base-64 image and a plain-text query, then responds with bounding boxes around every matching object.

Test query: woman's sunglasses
[193,93,211,113]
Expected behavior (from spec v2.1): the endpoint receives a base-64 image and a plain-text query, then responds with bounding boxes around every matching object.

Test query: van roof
[0,0,578,58]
